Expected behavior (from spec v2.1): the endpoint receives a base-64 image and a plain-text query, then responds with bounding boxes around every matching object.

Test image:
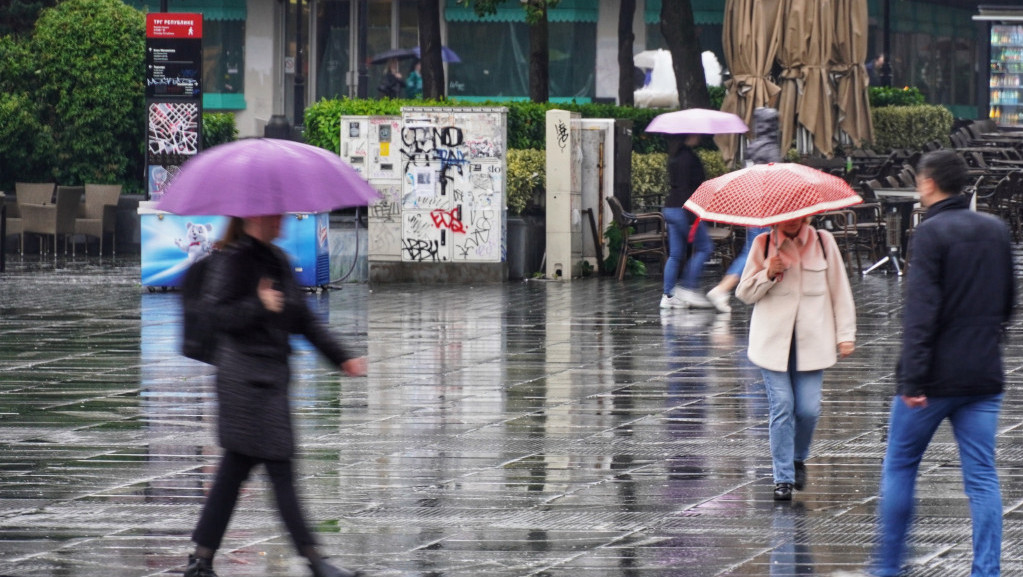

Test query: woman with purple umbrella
[660,134,715,309]
[183,214,367,577]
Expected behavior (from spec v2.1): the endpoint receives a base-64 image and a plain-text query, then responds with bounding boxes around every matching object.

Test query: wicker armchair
[76,184,122,255]
[21,185,82,254]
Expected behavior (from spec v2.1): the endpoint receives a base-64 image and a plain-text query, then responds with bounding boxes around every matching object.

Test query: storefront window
[316,0,351,100]
[446,20,595,100]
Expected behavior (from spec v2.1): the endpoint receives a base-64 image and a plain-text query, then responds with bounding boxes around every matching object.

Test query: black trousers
[192,450,317,553]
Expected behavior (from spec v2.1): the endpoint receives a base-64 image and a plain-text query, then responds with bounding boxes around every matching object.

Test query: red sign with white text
[146,13,202,39]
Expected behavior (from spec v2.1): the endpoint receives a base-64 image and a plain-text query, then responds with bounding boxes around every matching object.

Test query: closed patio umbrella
[796,0,836,156]
[831,0,874,148]
[776,0,809,156]
[714,0,784,165]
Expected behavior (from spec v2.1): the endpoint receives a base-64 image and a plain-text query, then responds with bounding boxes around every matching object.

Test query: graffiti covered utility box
[340,116,402,262]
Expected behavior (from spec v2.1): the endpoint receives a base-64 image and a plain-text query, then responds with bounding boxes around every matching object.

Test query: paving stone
[0,255,1020,576]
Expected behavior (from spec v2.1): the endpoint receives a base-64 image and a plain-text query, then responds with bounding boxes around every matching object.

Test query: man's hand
[838,341,855,358]
[901,394,928,409]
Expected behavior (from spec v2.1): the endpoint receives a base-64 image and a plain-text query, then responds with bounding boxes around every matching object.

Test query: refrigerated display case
[138,203,330,289]
[989,24,1023,127]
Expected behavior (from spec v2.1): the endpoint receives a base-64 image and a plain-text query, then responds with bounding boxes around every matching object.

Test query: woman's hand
[258,277,284,313]
[838,341,855,357]
[766,255,787,280]
[341,357,367,377]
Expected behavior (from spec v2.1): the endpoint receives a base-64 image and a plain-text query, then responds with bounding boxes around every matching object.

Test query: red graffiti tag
[430,208,465,233]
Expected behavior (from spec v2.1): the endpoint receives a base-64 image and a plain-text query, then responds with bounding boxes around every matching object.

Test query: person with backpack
[183,215,366,577]
[735,216,856,501]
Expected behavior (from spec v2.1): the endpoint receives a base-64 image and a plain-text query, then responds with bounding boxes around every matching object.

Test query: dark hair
[917,150,969,194]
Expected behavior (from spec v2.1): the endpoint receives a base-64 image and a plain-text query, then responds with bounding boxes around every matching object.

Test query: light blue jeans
[662,207,713,295]
[726,226,770,277]
[872,393,1003,577]
[761,344,823,484]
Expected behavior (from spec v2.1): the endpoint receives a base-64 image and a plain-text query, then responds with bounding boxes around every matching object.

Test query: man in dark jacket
[868,150,1014,577]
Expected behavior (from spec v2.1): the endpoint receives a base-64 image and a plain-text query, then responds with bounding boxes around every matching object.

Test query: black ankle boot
[773,482,793,501]
[309,557,361,577]
[185,555,218,577]
[794,461,807,490]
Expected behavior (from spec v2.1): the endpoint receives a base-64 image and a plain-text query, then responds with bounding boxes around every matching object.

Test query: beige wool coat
[736,225,856,372]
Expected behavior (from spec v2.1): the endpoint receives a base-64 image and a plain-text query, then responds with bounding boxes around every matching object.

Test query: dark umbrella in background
[369,46,461,64]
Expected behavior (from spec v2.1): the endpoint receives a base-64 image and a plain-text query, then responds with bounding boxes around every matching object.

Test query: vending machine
[988,23,1023,127]
[977,7,1023,128]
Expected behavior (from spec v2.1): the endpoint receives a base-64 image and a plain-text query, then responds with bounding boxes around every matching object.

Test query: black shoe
[773,482,793,501]
[309,557,361,577]
[184,555,218,577]
[794,461,807,491]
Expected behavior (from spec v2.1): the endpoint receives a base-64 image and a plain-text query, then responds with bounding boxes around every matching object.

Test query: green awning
[446,0,598,23]
[644,0,725,25]
[122,0,246,21]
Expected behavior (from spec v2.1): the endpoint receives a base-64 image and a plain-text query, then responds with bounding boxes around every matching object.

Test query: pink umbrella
[156,138,380,217]
[683,162,862,227]
[645,108,749,135]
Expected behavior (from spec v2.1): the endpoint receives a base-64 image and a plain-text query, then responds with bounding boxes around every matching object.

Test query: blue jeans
[761,346,823,484]
[662,207,713,295]
[726,226,770,277]
[872,394,1003,577]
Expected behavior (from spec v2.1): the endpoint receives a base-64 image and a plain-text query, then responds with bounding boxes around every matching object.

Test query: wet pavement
[2,255,1023,577]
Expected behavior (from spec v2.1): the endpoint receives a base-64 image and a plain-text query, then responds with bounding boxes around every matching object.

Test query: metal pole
[881,0,893,87]
[357,0,369,98]
[160,0,168,12]
[1,202,6,273]
[294,0,305,129]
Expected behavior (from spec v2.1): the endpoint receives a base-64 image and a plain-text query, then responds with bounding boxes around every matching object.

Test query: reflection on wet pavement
[1,256,1022,576]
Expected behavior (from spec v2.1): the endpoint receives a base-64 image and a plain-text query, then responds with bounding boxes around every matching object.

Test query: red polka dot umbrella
[683,162,863,227]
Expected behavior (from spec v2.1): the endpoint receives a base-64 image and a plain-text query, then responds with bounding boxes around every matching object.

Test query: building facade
[134,0,1009,139]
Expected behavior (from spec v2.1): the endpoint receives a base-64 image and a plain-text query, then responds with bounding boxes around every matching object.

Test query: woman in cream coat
[736,217,856,501]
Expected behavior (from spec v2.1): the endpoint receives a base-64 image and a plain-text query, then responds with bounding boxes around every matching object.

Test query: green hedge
[869,86,926,108]
[203,113,239,149]
[304,97,733,156]
[871,105,953,152]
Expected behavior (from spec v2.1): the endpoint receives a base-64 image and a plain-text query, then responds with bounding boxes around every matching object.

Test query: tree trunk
[417,0,445,99]
[661,0,710,110]
[617,0,637,106]
[528,1,549,103]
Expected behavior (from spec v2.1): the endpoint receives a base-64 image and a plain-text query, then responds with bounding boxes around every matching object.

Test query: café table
[862,188,920,276]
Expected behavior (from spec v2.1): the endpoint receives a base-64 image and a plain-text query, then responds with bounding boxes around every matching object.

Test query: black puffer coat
[203,234,352,460]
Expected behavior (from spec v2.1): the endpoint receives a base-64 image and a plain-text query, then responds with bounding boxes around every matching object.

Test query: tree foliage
[661,0,710,109]
[0,0,57,37]
[30,0,146,186]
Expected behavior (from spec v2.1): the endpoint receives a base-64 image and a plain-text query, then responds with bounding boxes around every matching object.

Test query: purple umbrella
[645,108,749,135]
[156,138,379,217]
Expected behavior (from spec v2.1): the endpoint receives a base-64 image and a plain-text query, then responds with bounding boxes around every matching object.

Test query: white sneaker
[659,293,687,309]
[706,288,732,313]
[679,288,714,308]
